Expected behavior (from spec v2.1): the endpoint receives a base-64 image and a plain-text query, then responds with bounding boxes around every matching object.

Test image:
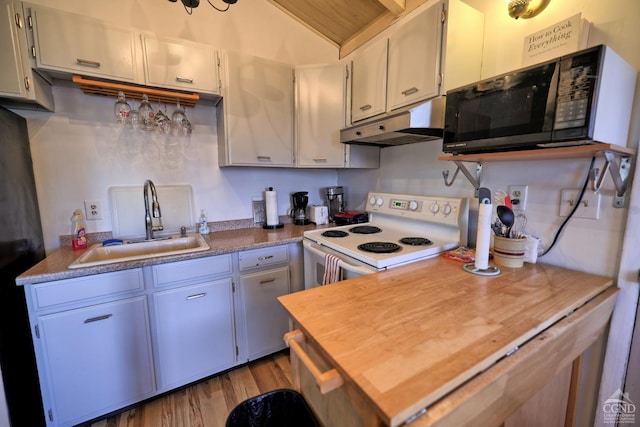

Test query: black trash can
[226,389,320,427]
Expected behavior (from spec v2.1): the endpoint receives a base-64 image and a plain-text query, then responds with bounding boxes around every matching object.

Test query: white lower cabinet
[24,244,302,426]
[153,278,236,390]
[25,269,155,427]
[240,266,290,360]
[238,246,291,361]
[38,297,155,426]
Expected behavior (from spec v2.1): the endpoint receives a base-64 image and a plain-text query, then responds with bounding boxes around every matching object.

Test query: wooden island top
[278,256,617,426]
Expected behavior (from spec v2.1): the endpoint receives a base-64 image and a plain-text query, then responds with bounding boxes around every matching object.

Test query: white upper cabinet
[0,1,53,110]
[350,38,388,123]
[217,51,294,167]
[386,4,442,111]
[141,35,220,95]
[296,62,380,169]
[295,62,347,168]
[348,0,483,124]
[26,3,137,82]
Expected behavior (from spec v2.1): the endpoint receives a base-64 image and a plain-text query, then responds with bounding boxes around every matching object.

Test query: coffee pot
[290,191,310,225]
[325,186,345,222]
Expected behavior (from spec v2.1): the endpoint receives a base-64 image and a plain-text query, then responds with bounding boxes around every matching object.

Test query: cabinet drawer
[32,269,144,310]
[152,255,232,287]
[239,245,288,271]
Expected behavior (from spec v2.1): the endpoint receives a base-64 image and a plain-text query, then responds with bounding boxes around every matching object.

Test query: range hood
[340,97,445,147]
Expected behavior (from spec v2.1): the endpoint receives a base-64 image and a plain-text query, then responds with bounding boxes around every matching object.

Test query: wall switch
[84,200,103,220]
[508,185,528,211]
[559,189,601,219]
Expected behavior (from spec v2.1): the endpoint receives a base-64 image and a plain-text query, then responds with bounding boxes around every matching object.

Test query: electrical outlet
[84,200,103,220]
[558,189,601,219]
[508,185,528,211]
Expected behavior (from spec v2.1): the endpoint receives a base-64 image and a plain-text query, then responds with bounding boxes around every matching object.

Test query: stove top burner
[399,237,433,246]
[349,226,382,234]
[322,230,349,238]
[358,242,402,254]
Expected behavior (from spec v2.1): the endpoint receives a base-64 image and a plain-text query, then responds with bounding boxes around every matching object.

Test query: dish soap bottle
[199,209,210,235]
[70,209,88,249]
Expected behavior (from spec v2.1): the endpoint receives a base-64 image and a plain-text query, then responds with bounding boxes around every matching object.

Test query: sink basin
[68,234,210,269]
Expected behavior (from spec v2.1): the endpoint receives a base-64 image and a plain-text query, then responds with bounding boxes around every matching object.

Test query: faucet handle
[180,226,187,237]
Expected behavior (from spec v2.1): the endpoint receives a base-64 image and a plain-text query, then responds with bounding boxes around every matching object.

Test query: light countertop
[16,223,326,285]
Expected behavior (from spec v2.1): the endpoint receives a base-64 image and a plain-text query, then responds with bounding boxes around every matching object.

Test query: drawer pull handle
[359,104,372,111]
[257,156,272,161]
[187,292,207,300]
[259,278,275,285]
[84,314,112,323]
[284,329,343,394]
[76,58,101,68]
[401,87,419,96]
[176,76,194,84]
[258,255,274,260]
[313,158,327,162]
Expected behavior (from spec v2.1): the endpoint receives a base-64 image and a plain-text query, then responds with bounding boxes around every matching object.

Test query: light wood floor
[87,350,293,427]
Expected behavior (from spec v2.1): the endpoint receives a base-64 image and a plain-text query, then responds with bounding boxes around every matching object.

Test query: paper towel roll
[265,188,279,226]
[474,203,492,270]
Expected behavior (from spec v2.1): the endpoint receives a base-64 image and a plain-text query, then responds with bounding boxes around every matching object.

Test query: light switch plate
[559,189,600,219]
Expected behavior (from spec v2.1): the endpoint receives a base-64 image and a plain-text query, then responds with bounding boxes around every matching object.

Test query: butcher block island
[278,257,617,427]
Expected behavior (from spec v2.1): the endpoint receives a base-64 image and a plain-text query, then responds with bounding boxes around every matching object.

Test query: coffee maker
[291,191,310,225]
[325,186,345,222]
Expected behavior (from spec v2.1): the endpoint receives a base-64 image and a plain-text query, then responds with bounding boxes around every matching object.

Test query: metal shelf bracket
[589,151,632,208]
[443,161,483,196]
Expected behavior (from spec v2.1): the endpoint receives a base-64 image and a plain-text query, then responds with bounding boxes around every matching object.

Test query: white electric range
[303,192,469,288]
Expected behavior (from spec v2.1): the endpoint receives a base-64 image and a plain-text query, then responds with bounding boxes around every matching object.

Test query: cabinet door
[29,4,136,82]
[153,278,236,390]
[387,4,443,111]
[295,63,346,168]
[38,296,155,426]
[350,38,388,123]
[0,1,53,110]
[218,51,294,167]
[240,266,290,360]
[0,2,26,98]
[142,35,220,95]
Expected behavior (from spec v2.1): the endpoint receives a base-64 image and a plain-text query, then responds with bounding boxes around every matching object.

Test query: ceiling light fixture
[168,0,238,15]
[507,0,551,19]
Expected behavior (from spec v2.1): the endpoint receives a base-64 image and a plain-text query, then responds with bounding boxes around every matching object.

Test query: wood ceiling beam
[377,0,406,15]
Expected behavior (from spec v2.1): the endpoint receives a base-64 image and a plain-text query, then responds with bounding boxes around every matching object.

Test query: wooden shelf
[438,144,635,206]
[72,75,200,108]
[438,143,635,163]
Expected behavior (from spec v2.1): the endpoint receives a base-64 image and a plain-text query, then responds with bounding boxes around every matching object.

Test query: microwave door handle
[304,240,375,276]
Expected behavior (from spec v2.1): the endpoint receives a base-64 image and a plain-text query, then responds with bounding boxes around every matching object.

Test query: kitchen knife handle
[285,329,343,394]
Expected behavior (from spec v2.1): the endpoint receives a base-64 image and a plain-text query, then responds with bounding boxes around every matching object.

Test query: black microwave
[443,45,636,154]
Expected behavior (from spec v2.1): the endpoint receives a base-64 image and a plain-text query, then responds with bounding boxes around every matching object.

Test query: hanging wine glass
[113,91,131,125]
[171,102,186,136]
[138,94,155,131]
[155,104,170,134]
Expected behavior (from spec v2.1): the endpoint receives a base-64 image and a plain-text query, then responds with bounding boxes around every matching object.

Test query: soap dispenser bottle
[70,209,87,249]
[199,210,210,235]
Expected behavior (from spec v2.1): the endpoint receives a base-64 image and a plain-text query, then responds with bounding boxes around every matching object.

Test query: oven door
[303,239,376,289]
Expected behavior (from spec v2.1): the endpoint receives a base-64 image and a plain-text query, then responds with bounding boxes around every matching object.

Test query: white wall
[18,0,340,253]
[339,0,640,278]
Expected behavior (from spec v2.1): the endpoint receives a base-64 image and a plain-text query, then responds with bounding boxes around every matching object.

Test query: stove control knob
[409,200,419,211]
[369,196,376,207]
[443,203,452,216]
[430,202,440,214]
[376,197,384,207]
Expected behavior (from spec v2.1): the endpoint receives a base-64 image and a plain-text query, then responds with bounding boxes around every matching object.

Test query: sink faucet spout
[144,179,164,240]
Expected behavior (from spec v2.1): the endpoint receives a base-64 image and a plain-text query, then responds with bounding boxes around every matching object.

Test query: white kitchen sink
[68,234,210,269]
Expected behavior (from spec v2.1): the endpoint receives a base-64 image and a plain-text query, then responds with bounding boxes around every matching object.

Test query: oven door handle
[304,240,375,276]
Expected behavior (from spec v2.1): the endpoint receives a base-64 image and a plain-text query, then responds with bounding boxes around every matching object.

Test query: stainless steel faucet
[143,179,163,240]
